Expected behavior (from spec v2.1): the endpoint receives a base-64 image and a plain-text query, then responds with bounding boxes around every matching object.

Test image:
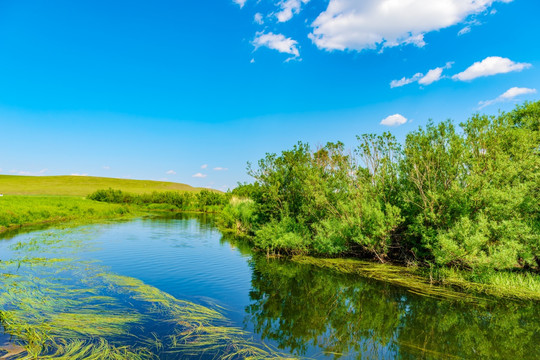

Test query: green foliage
[220,101,540,278]
[88,188,229,213]
[254,217,309,255]
[217,197,257,235]
[400,103,539,270]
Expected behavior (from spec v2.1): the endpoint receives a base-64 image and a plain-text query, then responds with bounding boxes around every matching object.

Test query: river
[0,214,538,359]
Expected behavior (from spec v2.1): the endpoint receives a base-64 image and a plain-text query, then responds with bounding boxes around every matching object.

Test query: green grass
[0,175,206,196]
[0,195,139,234]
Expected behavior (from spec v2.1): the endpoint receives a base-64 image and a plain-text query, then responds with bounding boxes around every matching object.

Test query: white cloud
[478,87,537,109]
[453,56,531,81]
[309,0,511,52]
[254,12,263,25]
[103,166,111,170]
[419,67,444,85]
[213,167,228,171]
[233,0,246,9]
[10,169,48,176]
[166,170,176,175]
[253,31,300,59]
[71,173,88,176]
[381,114,408,126]
[276,0,310,23]
[201,164,208,169]
[391,62,452,88]
[458,26,472,35]
[390,73,423,88]
[192,173,207,178]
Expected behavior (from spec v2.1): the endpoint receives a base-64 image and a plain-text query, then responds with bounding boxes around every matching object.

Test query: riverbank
[0,195,141,235]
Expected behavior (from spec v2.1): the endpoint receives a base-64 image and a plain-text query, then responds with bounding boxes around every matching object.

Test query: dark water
[1,214,539,359]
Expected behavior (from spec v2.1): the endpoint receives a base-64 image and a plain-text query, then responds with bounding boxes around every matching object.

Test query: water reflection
[1,215,539,359]
[244,254,540,359]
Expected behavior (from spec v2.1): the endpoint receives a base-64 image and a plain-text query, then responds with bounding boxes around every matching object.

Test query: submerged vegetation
[0,227,289,359]
[218,101,540,292]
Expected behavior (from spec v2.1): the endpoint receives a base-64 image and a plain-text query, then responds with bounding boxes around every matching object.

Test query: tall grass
[0,196,134,233]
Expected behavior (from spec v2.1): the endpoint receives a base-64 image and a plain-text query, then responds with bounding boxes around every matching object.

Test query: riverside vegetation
[0,101,539,358]
[217,101,540,297]
[1,101,538,298]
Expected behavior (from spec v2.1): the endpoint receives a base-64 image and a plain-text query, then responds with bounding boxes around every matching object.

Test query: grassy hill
[0,175,206,196]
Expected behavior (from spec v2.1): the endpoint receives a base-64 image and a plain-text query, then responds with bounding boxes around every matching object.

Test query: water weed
[0,227,290,359]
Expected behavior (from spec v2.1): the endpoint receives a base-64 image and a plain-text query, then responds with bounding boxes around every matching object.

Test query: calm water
[1,214,539,359]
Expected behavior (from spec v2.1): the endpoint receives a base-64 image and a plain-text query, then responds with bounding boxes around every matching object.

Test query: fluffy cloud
[254,12,263,24]
[453,56,531,81]
[233,0,246,9]
[201,164,208,169]
[71,173,88,176]
[276,0,310,22]
[478,87,537,108]
[418,67,444,85]
[253,31,300,58]
[391,63,452,88]
[166,170,176,175]
[103,166,111,170]
[381,114,408,126]
[309,0,511,52]
[213,167,228,171]
[192,173,207,178]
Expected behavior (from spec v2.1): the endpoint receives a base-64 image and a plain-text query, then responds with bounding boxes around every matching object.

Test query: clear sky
[1,0,538,190]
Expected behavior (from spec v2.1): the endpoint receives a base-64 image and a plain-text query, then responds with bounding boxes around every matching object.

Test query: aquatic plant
[0,227,291,359]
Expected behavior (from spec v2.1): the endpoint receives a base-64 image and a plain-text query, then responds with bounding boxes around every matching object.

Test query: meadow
[0,175,203,196]
[0,176,222,234]
[0,196,135,234]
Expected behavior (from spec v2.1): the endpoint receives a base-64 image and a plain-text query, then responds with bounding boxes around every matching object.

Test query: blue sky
[1,0,538,190]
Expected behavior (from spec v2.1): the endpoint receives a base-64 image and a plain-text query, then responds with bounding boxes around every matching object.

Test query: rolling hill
[0,175,207,196]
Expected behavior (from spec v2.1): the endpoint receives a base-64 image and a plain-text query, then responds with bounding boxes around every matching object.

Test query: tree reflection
[246,256,540,359]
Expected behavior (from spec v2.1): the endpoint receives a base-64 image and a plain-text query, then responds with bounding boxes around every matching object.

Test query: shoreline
[2,198,539,302]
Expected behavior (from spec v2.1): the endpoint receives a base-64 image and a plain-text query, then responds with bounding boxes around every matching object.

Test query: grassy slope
[0,196,141,233]
[0,175,205,196]
[0,175,211,234]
